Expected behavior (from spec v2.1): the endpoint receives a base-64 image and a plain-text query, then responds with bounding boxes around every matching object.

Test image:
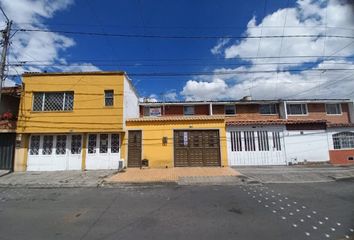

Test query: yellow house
[15,71,139,171]
[125,115,227,168]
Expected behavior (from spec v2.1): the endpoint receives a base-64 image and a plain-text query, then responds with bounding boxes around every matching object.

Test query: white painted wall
[284,130,329,163]
[123,76,139,125]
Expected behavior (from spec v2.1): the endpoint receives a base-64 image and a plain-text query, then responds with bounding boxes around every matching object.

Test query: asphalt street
[0,181,353,240]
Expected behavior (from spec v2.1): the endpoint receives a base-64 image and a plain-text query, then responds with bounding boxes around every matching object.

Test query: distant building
[0,86,21,170]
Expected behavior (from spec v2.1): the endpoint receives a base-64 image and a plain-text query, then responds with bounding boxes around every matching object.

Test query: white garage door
[85,133,121,170]
[27,134,82,171]
[227,126,287,166]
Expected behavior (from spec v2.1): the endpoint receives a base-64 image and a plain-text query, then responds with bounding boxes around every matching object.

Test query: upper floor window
[287,104,307,115]
[184,106,195,115]
[33,92,73,112]
[224,105,236,115]
[326,103,342,115]
[333,132,354,149]
[260,104,278,115]
[104,90,114,106]
[143,106,161,116]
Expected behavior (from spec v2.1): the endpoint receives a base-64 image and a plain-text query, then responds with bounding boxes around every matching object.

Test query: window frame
[286,103,308,115]
[326,103,342,115]
[32,92,74,112]
[104,90,114,107]
[332,132,354,150]
[183,106,195,116]
[224,105,236,115]
[259,104,278,115]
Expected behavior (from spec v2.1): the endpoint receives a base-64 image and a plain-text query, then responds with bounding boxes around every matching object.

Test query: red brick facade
[329,149,354,165]
[140,103,352,125]
[287,103,350,124]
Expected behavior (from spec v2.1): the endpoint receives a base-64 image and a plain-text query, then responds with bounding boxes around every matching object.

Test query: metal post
[0,20,12,103]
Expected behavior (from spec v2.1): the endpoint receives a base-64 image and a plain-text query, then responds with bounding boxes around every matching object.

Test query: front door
[128,130,142,167]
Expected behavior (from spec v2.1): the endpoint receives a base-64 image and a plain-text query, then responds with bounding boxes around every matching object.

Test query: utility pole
[0,6,12,103]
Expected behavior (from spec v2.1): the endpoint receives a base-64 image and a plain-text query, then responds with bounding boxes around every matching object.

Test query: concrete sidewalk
[105,167,243,185]
[0,170,116,188]
[236,165,354,183]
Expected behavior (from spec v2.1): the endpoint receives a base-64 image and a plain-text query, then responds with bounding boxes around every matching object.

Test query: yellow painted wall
[17,73,125,133]
[126,119,228,168]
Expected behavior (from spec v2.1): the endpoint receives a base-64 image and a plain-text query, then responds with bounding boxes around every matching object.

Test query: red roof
[226,119,328,126]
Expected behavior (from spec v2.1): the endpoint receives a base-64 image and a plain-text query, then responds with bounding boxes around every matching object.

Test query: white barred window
[88,134,97,154]
[71,135,82,154]
[56,135,67,155]
[100,134,109,153]
[333,132,354,149]
[111,134,120,153]
[29,136,40,155]
[42,135,53,155]
[33,92,74,111]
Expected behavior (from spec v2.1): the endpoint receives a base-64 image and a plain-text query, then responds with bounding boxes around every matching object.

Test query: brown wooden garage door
[174,130,221,167]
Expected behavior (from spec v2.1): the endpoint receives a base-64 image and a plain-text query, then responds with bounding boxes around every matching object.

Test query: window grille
[257,131,269,151]
[287,104,307,115]
[29,135,40,155]
[111,134,120,153]
[230,131,242,152]
[333,132,354,149]
[326,104,341,115]
[88,134,97,154]
[42,135,53,155]
[260,104,278,114]
[56,135,67,155]
[100,134,108,153]
[32,92,73,111]
[71,135,82,154]
[105,90,114,106]
[244,131,256,151]
[32,93,44,111]
[272,132,282,151]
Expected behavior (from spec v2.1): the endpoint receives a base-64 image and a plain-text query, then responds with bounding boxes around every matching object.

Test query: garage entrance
[227,126,286,166]
[174,130,221,167]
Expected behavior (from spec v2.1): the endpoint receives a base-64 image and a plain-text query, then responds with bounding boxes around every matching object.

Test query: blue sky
[1,0,354,101]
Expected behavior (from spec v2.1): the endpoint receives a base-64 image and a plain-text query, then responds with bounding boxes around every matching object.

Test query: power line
[13,21,354,31]
[4,68,354,79]
[8,55,354,63]
[14,28,354,40]
[7,61,354,68]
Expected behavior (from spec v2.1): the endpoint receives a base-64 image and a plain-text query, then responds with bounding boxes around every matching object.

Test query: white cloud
[181,0,354,100]
[211,38,230,55]
[0,0,100,86]
[163,90,178,101]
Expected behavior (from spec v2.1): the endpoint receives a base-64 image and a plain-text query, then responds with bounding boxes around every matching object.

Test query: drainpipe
[209,103,213,115]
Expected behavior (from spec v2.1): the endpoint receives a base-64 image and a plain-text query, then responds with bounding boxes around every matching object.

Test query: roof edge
[22,71,126,77]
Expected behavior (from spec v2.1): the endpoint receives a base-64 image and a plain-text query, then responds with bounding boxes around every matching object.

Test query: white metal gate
[86,133,121,170]
[27,134,82,171]
[227,126,287,166]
